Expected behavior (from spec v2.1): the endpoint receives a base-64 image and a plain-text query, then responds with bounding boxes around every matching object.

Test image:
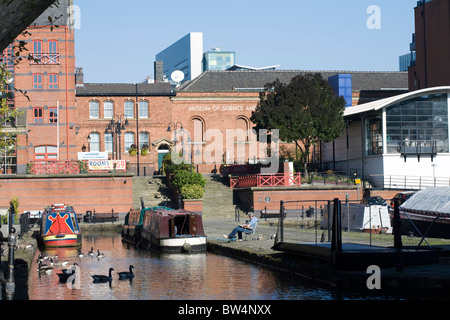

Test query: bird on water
[117,265,135,280]
[91,267,114,283]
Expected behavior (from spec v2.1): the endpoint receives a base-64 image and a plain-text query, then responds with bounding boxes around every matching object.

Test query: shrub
[172,170,206,190]
[180,184,204,200]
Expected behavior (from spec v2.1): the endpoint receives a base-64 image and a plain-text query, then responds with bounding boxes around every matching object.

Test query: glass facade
[386,93,449,154]
[203,51,235,71]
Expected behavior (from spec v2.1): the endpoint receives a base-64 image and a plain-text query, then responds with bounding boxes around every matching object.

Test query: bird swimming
[97,249,105,258]
[91,267,114,283]
[117,265,135,280]
[37,260,53,274]
[88,247,95,256]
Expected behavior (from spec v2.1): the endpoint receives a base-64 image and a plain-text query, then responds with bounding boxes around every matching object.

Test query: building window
[89,101,99,119]
[104,101,114,119]
[34,145,58,161]
[48,40,58,64]
[386,94,449,154]
[33,107,43,123]
[124,101,134,118]
[49,107,58,123]
[49,74,58,89]
[105,133,113,153]
[89,132,100,152]
[33,74,43,89]
[124,132,135,152]
[366,118,382,156]
[139,132,149,150]
[192,117,205,142]
[139,100,148,118]
[32,40,42,60]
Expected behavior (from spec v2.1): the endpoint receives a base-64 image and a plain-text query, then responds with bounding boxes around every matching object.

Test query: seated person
[224,212,258,241]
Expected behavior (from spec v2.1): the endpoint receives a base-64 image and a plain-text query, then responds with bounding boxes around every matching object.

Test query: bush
[163,153,191,174]
[180,184,204,200]
[172,170,206,190]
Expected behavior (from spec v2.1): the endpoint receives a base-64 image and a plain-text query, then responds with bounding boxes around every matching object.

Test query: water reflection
[28,231,335,300]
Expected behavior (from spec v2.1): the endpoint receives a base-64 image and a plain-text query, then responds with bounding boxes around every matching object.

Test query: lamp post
[104,114,128,160]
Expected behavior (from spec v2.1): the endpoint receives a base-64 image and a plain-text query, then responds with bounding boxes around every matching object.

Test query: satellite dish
[171,70,185,83]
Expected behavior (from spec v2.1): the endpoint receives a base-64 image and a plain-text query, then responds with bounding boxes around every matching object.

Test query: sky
[73,0,419,84]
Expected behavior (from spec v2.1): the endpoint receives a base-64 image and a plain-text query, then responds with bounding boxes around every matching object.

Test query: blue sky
[73,0,419,83]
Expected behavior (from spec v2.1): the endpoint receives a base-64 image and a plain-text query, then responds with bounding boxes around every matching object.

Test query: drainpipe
[65,26,70,161]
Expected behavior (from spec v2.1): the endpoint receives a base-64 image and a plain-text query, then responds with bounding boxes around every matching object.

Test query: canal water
[27,231,381,300]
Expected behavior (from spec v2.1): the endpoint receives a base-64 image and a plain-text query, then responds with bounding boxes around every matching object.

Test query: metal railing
[369,174,450,190]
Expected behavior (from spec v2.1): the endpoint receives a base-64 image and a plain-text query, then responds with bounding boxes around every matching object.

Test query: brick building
[409,0,450,90]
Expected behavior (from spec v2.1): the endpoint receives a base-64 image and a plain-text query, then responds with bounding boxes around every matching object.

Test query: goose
[57,269,75,283]
[49,258,69,267]
[87,247,95,256]
[91,267,114,283]
[37,260,53,274]
[61,262,78,275]
[97,250,105,258]
[78,251,85,258]
[117,265,135,280]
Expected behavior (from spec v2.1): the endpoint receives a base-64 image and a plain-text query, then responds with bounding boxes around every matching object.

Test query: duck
[87,247,95,256]
[91,267,114,283]
[96,249,105,258]
[117,265,135,280]
[37,260,53,274]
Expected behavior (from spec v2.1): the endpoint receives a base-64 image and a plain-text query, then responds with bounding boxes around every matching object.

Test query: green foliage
[172,170,206,190]
[251,73,346,176]
[128,144,137,156]
[180,184,205,200]
[163,153,191,174]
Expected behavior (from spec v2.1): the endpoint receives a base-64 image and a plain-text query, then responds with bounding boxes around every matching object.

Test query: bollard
[6,201,16,300]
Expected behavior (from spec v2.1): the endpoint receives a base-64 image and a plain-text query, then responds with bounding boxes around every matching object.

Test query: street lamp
[104,114,128,160]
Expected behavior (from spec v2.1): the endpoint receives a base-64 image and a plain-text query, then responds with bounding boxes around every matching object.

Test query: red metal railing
[230,173,302,189]
[30,161,80,175]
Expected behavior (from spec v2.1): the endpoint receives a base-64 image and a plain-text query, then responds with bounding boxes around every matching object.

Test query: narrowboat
[396,187,450,239]
[122,205,173,245]
[141,209,207,253]
[39,204,81,248]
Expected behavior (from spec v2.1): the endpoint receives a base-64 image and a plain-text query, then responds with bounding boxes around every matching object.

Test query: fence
[272,199,432,250]
[369,174,450,190]
[230,173,302,189]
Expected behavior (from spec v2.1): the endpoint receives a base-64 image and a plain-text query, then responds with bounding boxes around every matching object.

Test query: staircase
[202,174,236,220]
[132,176,176,210]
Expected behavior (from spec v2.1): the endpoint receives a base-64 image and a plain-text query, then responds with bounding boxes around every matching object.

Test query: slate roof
[76,83,175,97]
[178,70,409,93]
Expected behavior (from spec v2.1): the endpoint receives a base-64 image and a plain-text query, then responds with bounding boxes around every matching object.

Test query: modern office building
[203,48,236,71]
[155,32,203,82]
[323,86,450,189]
[408,0,450,90]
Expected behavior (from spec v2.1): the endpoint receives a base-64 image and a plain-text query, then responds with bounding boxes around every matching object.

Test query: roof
[226,65,281,71]
[76,83,175,97]
[401,187,450,215]
[178,70,408,93]
[344,86,450,118]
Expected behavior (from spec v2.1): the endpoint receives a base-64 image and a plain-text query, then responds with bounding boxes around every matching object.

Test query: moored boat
[141,209,207,253]
[395,187,450,239]
[39,204,81,248]
[122,205,173,245]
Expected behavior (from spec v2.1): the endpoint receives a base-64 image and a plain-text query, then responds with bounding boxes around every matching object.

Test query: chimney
[75,67,84,86]
[154,61,164,83]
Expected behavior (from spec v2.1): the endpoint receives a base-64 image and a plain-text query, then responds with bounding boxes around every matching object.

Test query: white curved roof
[401,187,450,215]
[344,86,450,117]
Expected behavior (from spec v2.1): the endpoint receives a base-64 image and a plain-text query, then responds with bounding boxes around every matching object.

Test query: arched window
[139,132,149,150]
[89,132,100,152]
[124,100,134,118]
[191,117,205,142]
[236,116,249,141]
[89,100,99,119]
[139,100,148,118]
[104,101,114,119]
[124,132,135,152]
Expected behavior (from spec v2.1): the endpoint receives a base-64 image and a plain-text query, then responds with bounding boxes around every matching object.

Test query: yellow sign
[355,178,361,185]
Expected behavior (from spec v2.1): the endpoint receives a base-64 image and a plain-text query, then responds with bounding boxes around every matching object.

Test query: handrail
[230,173,301,189]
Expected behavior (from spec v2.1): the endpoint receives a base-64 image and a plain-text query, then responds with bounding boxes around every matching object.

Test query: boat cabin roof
[401,187,450,215]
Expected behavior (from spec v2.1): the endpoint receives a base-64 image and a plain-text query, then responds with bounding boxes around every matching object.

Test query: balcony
[29,52,60,65]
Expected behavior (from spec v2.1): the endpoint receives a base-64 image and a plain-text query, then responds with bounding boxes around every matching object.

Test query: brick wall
[0,175,133,215]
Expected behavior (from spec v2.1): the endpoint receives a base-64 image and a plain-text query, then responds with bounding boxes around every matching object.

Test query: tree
[0,64,21,155]
[251,73,346,177]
